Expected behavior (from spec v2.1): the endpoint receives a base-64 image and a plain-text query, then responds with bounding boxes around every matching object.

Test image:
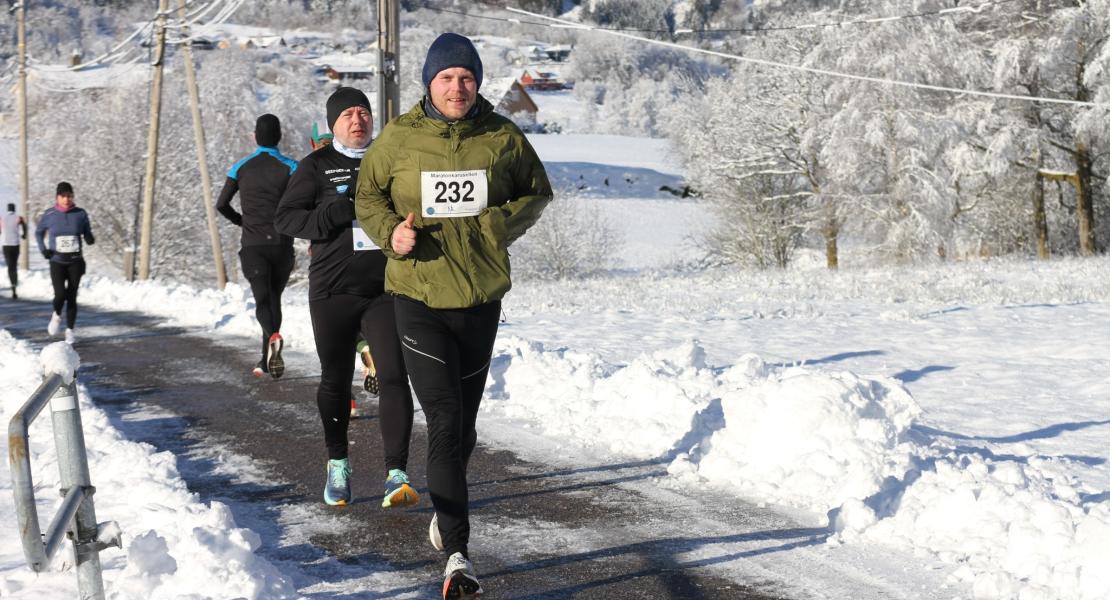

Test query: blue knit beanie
[421,33,483,90]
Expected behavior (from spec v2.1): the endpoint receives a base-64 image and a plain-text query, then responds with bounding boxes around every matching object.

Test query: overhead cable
[429,0,1020,36]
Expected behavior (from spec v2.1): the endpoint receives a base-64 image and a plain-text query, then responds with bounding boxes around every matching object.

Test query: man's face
[333,106,372,149]
[429,67,478,121]
[56,193,74,209]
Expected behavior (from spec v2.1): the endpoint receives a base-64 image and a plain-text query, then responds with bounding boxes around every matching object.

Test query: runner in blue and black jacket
[35,181,94,343]
[216,114,298,379]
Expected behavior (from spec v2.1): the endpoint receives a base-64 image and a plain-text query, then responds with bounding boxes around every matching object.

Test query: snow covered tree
[510,193,625,279]
[668,72,819,269]
[987,0,1110,256]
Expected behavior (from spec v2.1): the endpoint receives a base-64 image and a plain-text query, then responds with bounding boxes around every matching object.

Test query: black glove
[325,198,356,227]
[42,249,54,260]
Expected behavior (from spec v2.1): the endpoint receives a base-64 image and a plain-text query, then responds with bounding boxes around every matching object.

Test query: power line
[25,0,236,71]
[167,0,248,45]
[499,6,1109,110]
[428,0,1020,36]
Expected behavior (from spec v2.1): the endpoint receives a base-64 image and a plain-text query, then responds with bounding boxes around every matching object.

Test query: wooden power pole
[138,0,170,280]
[16,1,29,270]
[377,0,401,126]
[178,0,227,289]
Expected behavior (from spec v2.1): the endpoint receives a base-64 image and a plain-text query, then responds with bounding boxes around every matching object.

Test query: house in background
[313,51,379,83]
[322,64,375,82]
[483,76,540,131]
[525,43,573,63]
[520,69,566,91]
[542,44,572,62]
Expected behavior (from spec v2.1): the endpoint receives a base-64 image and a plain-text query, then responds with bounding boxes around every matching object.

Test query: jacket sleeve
[482,132,553,248]
[354,127,406,259]
[82,212,95,245]
[35,213,48,254]
[274,156,351,240]
[215,177,243,226]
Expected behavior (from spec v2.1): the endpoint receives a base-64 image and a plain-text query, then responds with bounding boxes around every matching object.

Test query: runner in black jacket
[274,88,416,509]
[216,114,297,379]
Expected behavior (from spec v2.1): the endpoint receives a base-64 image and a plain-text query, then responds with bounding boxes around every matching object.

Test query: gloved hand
[325,197,356,227]
[42,249,54,260]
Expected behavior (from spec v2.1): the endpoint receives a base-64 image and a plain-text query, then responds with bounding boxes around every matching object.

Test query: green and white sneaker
[324,458,352,506]
[382,469,419,508]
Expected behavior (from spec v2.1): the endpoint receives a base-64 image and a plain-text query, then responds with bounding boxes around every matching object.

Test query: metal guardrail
[8,371,121,600]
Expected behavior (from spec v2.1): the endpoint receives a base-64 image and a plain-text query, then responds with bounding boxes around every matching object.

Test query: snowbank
[484,336,1110,600]
[0,331,295,599]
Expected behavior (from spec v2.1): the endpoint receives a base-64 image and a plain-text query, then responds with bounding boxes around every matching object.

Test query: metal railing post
[50,378,105,600]
[9,364,116,600]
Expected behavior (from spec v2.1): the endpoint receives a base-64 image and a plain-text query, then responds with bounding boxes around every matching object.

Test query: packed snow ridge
[488,337,1110,600]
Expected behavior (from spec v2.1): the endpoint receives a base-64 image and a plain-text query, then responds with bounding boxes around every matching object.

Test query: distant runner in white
[0,201,27,299]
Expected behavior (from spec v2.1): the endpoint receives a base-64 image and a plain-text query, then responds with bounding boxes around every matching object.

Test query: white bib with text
[420,170,488,218]
[55,235,79,253]
[352,221,379,251]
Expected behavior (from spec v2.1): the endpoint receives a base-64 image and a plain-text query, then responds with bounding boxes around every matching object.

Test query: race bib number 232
[421,170,488,218]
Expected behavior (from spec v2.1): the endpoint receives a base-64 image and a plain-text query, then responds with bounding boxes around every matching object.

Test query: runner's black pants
[310,293,413,473]
[239,244,294,366]
[395,295,501,559]
[49,259,84,329]
[3,245,18,289]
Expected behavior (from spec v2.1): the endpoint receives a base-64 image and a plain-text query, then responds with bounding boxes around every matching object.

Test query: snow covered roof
[482,76,538,114]
[313,51,378,69]
[28,63,149,92]
[482,77,516,102]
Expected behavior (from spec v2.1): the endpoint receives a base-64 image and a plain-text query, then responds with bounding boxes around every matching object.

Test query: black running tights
[49,259,84,329]
[310,293,413,472]
[395,295,501,559]
[240,245,294,364]
[3,246,17,288]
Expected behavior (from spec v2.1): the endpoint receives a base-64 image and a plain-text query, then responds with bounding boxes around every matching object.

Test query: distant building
[238,35,286,50]
[322,65,376,81]
[543,44,573,62]
[189,37,218,50]
[520,69,565,91]
[526,44,573,63]
[483,77,539,130]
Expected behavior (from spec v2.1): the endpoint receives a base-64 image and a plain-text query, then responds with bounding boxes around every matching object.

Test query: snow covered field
[2,131,1110,599]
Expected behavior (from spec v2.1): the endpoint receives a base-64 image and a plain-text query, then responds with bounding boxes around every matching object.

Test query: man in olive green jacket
[354,32,551,599]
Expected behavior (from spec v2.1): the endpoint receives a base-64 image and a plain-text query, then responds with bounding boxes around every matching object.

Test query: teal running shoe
[324,458,352,506]
[382,469,419,508]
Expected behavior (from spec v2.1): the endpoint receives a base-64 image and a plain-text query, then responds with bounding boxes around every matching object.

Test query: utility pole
[138,0,170,280]
[377,0,401,127]
[16,1,29,270]
[178,0,227,289]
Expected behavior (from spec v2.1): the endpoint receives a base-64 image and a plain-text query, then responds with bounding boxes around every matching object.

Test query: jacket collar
[412,95,494,132]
